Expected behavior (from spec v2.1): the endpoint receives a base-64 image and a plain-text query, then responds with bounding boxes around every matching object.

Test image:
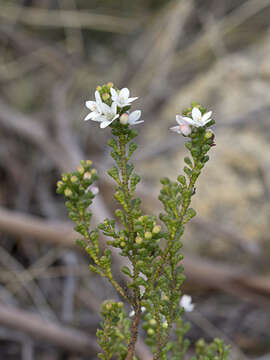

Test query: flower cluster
[84,83,143,129]
[170,104,213,136]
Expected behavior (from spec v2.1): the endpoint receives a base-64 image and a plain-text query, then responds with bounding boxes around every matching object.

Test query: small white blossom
[170,115,192,136]
[95,102,119,128]
[84,91,103,121]
[182,107,212,128]
[110,87,138,108]
[180,295,194,312]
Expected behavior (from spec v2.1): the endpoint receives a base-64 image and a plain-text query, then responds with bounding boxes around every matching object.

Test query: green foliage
[97,300,131,360]
[57,84,230,360]
[191,338,231,360]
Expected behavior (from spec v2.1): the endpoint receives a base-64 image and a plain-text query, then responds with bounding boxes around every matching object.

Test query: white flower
[180,295,194,312]
[120,111,143,126]
[110,87,138,108]
[84,91,103,121]
[182,107,212,128]
[95,102,120,128]
[170,115,192,136]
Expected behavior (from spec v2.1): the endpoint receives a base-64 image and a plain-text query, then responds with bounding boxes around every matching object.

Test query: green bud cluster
[97,300,131,360]
[192,338,231,360]
[96,82,114,105]
[58,90,230,360]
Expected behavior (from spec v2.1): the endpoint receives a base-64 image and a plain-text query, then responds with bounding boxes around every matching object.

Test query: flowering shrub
[57,83,231,360]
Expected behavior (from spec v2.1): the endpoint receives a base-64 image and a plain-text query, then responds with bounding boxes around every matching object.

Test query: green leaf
[121,266,133,278]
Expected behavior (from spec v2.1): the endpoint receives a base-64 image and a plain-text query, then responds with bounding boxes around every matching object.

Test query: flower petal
[176,115,193,126]
[176,115,183,125]
[180,124,192,136]
[130,120,144,126]
[128,96,138,103]
[202,111,212,122]
[202,117,212,126]
[85,101,96,111]
[101,102,112,114]
[100,120,112,128]
[84,112,102,121]
[170,125,181,134]
[129,110,141,124]
[192,107,201,122]
[120,88,129,99]
[110,87,118,100]
[95,91,102,106]
[111,101,117,114]
[84,112,94,121]
[112,114,120,121]
[182,116,197,126]
[180,295,194,312]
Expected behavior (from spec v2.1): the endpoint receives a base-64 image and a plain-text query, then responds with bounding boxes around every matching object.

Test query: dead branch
[0,303,99,355]
[0,206,75,247]
[0,4,147,34]
[172,0,270,72]
[0,206,270,305]
[0,98,70,170]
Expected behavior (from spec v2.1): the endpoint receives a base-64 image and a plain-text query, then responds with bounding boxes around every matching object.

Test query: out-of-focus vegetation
[0,0,270,359]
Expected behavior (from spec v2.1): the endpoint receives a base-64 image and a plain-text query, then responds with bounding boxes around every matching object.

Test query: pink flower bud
[120,113,129,125]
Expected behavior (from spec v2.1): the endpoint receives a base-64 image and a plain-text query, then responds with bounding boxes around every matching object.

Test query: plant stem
[126,307,141,360]
[119,134,135,243]
[118,133,141,360]
[118,134,140,299]
[145,160,200,295]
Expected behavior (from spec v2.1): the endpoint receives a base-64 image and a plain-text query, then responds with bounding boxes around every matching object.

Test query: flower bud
[135,236,143,245]
[118,302,123,308]
[106,303,112,310]
[147,328,154,336]
[70,175,78,183]
[62,175,68,182]
[162,321,168,329]
[96,85,102,91]
[149,319,156,326]
[120,241,126,248]
[86,160,92,166]
[77,165,84,174]
[152,225,161,234]
[64,188,72,197]
[120,113,129,125]
[102,93,110,101]
[205,129,215,140]
[91,169,97,175]
[83,172,92,180]
[107,82,113,88]
[144,231,152,240]
[57,180,63,189]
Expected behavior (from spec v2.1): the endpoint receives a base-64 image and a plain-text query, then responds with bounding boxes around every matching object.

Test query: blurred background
[0,0,270,359]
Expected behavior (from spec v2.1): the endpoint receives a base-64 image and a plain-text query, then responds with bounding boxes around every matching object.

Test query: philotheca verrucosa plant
[57,82,231,360]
